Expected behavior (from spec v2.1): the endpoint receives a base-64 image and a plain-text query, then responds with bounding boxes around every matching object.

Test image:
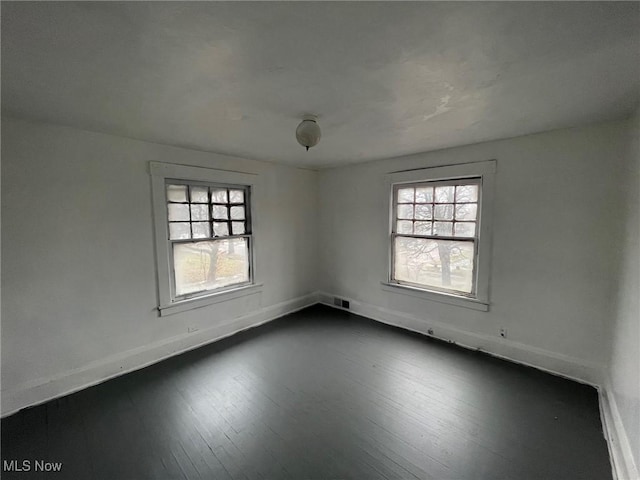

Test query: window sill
[380,282,489,311]
[158,283,263,317]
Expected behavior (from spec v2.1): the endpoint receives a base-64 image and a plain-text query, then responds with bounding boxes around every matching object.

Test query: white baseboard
[600,381,640,480]
[6,290,631,479]
[318,291,601,387]
[1,292,318,418]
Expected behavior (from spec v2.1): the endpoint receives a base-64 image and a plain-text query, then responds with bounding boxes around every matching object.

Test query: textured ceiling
[2,2,639,168]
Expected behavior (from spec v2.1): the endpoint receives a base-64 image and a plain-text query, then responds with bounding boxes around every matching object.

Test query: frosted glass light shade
[295,118,321,150]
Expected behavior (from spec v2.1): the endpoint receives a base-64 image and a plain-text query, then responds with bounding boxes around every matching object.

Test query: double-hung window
[150,162,259,316]
[392,179,480,295]
[167,182,252,298]
[386,160,496,310]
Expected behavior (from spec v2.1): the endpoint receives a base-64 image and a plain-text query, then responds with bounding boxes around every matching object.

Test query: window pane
[397,204,413,220]
[212,205,228,220]
[192,222,211,239]
[230,206,245,220]
[169,222,191,240]
[454,222,476,237]
[434,204,454,220]
[455,204,477,220]
[415,187,433,203]
[435,186,455,203]
[397,220,413,234]
[414,204,432,220]
[190,204,209,221]
[394,237,474,293]
[414,221,432,235]
[167,185,187,203]
[190,186,209,203]
[232,221,245,234]
[434,221,453,236]
[455,185,478,202]
[168,204,190,221]
[213,222,229,237]
[173,238,249,296]
[211,189,228,203]
[229,189,244,203]
[398,188,414,203]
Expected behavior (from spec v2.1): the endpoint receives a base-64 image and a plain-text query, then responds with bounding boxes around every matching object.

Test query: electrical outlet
[499,327,507,338]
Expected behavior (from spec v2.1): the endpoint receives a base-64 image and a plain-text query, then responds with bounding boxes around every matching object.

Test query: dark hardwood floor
[2,305,612,479]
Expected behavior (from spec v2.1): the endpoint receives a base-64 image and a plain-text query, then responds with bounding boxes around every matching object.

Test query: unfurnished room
[1,2,639,479]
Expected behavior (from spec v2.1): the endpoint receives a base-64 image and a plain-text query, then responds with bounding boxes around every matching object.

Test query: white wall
[2,114,636,443]
[1,117,318,416]
[318,121,630,385]
[605,109,640,479]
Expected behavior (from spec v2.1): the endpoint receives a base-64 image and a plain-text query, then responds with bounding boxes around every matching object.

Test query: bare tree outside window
[391,179,480,295]
[166,183,251,298]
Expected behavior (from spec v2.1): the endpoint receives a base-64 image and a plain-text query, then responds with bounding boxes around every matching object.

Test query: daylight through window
[391,179,480,295]
[166,182,252,298]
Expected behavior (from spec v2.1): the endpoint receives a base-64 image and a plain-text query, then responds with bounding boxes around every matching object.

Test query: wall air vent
[333,298,350,309]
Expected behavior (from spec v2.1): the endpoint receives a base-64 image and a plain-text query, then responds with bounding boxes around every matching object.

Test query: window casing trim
[157,283,264,316]
[150,162,260,316]
[380,282,489,311]
[385,160,496,309]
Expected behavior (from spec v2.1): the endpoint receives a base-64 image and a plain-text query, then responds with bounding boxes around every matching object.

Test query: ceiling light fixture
[295,115,321,151]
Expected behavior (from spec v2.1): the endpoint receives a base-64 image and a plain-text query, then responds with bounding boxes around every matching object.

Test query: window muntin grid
[393,179,479,238]
[165,180,252,299]
[166,182,251,241]
[391,178,481,296]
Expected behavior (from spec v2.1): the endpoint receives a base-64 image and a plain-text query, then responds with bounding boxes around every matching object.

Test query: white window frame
[150,162,262,316]
[383,160,496,311]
